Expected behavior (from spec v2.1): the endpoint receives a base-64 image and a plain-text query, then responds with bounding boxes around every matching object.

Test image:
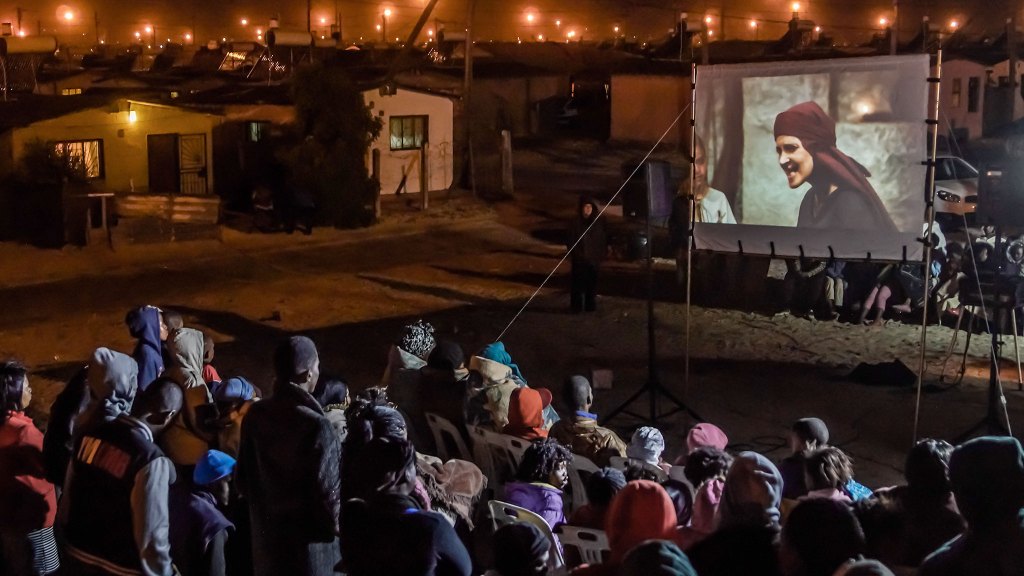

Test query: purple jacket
[503,481,565,529]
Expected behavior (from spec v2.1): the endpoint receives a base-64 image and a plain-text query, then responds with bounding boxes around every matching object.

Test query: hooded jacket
[77,347,139,434]
[548,413,627,468]
[467,355,520,430]
[567,196,607,266]
[503,481,565,531]
[716,451,784,532]
[161,328,214,466]
[503,387,547,441]
[126,306,165,392]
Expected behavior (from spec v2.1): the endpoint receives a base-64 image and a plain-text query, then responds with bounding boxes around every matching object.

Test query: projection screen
[693,55,929,261]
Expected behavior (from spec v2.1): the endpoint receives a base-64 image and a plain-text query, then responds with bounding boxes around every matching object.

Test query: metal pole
[685,62,697,399]
[464,0,477,196]
[913,49,942,444]
[890,0,898,55]
[420,142,429,210]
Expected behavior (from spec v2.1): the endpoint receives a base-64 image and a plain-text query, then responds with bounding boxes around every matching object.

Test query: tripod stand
[603,199,702,425]
[955,228,1015,442]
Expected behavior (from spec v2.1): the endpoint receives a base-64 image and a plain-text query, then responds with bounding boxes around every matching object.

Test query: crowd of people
[1,310,1022,576]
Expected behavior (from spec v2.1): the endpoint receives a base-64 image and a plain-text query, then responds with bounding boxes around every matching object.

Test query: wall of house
[610,74,691,146]
[10,100,222,194]
[474,75,566,136]
[364,88,455,195]
[939,60,987,141]
[990,59,1024,122]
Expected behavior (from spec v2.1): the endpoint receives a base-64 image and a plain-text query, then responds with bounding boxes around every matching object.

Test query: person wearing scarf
[341,436,472,576]
[773,101,898,232]
[503,387,549,441]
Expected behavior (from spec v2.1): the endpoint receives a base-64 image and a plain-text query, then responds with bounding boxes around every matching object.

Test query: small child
[202,332,221,385]
[503,438,572,531]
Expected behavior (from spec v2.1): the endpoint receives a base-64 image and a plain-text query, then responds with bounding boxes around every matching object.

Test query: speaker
[977,162,1024,227]
[622,160,675,225]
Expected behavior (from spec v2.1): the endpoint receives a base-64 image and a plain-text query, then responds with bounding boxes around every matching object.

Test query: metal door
[178,133,208,195]
[147,133,179,193]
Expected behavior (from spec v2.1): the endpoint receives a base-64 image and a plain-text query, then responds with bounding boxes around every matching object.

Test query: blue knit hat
[212,377,256,403]
[194,449,236,486]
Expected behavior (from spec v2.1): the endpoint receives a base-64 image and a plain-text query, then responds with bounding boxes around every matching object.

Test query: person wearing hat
[412,339,473,453]
[237,336,342,576]
[380,320,434,409]
[210,377,259,459]
[773,101,897,232]
[503,387,554,441]
[780,417,830,500]
[627,426,671,473]
[549,375,627,467]
[169,449,236,576]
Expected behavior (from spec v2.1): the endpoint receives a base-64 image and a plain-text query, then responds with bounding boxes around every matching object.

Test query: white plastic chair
[499,434,530,469]
[608,455,669,482]
[425,412,471,461]
[556,525,609,567]
[467,424,501,495]
[566,453,599,512]
[488,500,565,568]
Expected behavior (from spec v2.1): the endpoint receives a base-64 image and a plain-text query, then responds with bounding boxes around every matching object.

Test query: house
[939,58,988,141]
[363,85,455,195]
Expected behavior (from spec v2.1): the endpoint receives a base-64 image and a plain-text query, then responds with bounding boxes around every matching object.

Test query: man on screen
[773,101,897,232]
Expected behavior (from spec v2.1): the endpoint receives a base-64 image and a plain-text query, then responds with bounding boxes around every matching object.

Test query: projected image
[694,55,929,260]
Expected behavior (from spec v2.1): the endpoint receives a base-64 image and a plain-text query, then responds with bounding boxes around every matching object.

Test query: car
[933,155,978,224]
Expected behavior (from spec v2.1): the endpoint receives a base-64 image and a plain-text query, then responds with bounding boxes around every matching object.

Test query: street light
[879,17,889,27]
[949,19,959,30]
[63,10,74,22]
[240,18,248,26]
[381,7,391,43]
[750,19,758,39]
[792,2,801,19]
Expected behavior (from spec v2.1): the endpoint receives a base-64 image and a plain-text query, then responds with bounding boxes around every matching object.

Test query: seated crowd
[1,311,1021,576]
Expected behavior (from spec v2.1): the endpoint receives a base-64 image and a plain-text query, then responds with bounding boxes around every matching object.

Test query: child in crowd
[504,438,572,531]
[202,332,222,385]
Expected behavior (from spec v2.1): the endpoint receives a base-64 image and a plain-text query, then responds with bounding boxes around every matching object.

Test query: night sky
[5,0,1018,48]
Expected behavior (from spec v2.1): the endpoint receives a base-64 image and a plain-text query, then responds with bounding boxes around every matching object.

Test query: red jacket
[0,411,57,531]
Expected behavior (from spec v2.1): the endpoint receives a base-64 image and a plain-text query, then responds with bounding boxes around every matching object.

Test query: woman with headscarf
[773,101,898,232]
[0,361,60,576]
[160,327,214,467]
[686,451,785,576]
[503,387,550,441]
[341,436,472,576]
[572,480,685,576]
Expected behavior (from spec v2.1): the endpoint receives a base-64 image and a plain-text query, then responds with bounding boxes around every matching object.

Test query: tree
[278,63,383,228]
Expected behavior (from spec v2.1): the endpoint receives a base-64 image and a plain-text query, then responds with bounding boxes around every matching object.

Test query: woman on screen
[773,101,897,232]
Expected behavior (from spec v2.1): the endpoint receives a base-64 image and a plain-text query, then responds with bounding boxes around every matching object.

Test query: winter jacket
[548,413,627,467]
[567,197,607,266]
[0,411,57,532]
[126,306,165,392]
[503,481,565,530]
[42,366,90,485]
[466,356,519,430]
[161,328,214,466]
[237,381,342,576]
[169,483,233,576]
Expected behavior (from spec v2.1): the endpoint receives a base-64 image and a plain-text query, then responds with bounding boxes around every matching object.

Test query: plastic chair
[566,453,599,513]
[488,500,565,568]
[608,456,668,482]
[425,412,471,461]
[556,525,609,567]
[467,424,501,495]
[500,434,530,469]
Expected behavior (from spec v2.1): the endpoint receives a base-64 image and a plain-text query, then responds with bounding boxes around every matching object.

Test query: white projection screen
[693,55,929,260]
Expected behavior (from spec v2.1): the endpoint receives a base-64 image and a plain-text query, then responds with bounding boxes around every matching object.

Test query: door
[147,134,179,193]
[178,133,208,195]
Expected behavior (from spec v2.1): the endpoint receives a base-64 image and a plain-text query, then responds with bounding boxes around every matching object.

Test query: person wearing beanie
[549,375,627,467]
[621,540,698,576]
[169,449,235,576]
[773,101,897,232]
[569,467,627,530]
[780,417,830,499]
[209,376,259,459]
[485,523,552,576]
[919,436,1024,576]
[380,320,434,400]
[627,426,670,473]
[237,336,342,576]
[504,387,553,441]
[413,339,473,453]
[685,422,729,455]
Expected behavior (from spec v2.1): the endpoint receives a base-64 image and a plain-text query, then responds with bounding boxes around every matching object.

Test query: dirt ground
[3,139,1022,491]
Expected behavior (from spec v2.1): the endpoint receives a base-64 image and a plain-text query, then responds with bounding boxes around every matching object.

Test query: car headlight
[936,189,960,203]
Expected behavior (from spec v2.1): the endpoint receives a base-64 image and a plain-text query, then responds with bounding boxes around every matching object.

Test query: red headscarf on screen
[773,101,897,233]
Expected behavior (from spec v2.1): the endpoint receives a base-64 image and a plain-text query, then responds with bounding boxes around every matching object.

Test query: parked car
[933,155,978,225]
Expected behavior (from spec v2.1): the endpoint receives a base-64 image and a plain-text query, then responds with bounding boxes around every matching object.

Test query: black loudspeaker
[977,162,1024,227]
[622,160,675,225]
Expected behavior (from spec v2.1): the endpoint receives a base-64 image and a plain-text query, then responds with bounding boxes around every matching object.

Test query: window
[53,140,103,179]
[968,77,980,113]
[247,121,270,143]
[951,78,962,108]
[60,88,82,96]
[389,115,428,151]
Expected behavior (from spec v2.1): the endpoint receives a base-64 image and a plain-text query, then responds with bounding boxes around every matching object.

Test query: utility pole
[307,0,311,32]
[16,7,21,35]
[94,10,99,44]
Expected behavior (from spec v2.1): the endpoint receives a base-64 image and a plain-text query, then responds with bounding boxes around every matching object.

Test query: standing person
[125,305,168,392]
[0,361,59,576]
[567,195,607,313]
[773,101,897,232]
[41,366,90,487]
[236,336,342,576]
[61,369,181,576]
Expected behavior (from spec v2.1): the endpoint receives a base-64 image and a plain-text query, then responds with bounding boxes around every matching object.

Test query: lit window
[389,115,428,151]
[61,88,82,96]
[951,78,961,108]
[247,121,270,142]
[53,139,103,179]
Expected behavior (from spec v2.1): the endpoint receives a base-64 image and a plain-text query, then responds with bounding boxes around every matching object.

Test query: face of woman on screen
[775,135,814,189]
